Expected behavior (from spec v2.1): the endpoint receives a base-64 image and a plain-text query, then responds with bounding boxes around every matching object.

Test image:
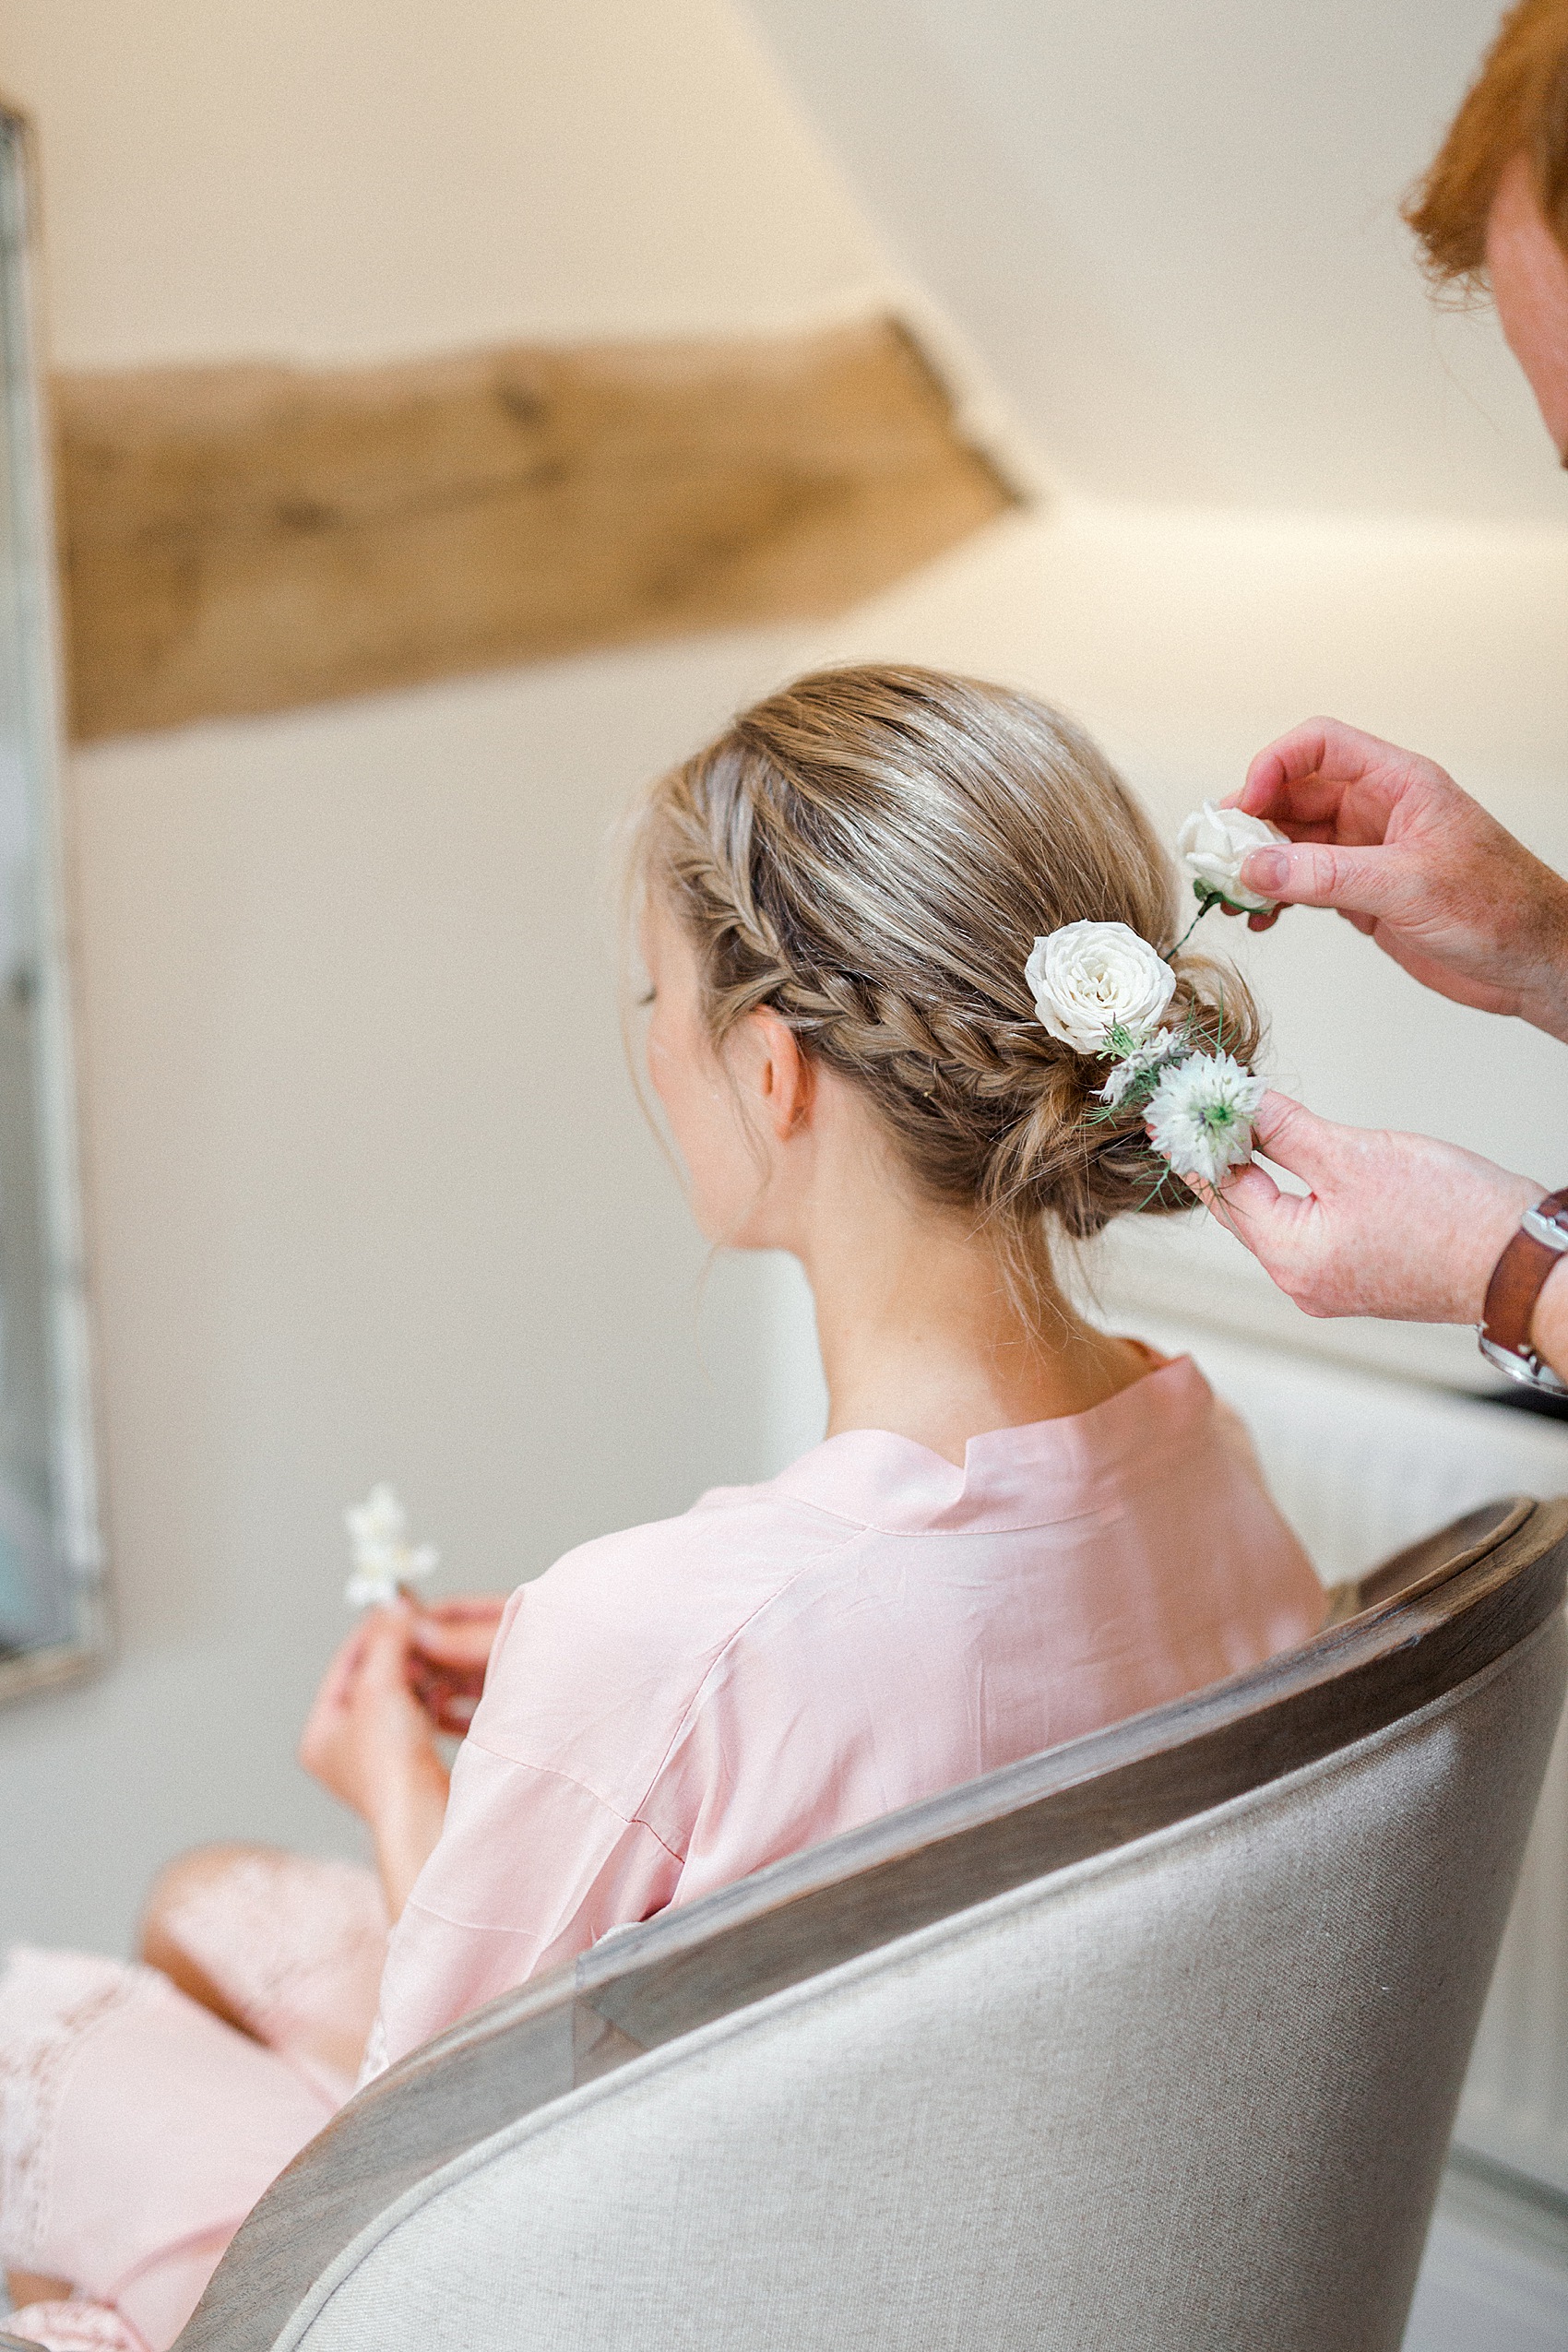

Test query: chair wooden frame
[5,1496,1562,2352]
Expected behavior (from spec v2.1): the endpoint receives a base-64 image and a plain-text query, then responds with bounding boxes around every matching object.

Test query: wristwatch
[1479,1188,1568,1396]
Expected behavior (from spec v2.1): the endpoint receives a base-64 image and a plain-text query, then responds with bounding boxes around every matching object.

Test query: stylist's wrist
[1505,859,1568,1043]
[1517,955,1568,1048]
[1460,1170,1551,1324]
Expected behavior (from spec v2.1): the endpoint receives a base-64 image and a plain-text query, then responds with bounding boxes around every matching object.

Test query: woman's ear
[738,1007,814,1143]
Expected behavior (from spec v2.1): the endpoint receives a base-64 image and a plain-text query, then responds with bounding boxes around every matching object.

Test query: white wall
[744,0,1565,522]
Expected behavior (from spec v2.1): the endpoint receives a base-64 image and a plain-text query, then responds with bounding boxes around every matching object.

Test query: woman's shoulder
[534,1469,854,1604]
[481,1474,854,1697]
[470,1479,857,1807]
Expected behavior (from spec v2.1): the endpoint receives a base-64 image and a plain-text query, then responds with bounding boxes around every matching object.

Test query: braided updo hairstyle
[635,664,1261,1306]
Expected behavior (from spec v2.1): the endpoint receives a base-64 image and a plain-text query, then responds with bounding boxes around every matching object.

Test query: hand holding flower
[298,1604,450,1918]
[1195,1089,1545,1325]
[1229,719,1568,1036]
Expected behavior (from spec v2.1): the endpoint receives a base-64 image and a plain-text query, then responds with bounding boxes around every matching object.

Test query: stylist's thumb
[1240,839,1410,921]
[1245,1087,1342,1182]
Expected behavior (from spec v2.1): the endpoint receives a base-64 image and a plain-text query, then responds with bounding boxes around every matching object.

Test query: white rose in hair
[1176,801,1289,914]
[1025,921,1176,1054]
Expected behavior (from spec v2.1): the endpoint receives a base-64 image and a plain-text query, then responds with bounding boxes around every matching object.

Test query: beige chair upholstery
[115,1503,1568,2350]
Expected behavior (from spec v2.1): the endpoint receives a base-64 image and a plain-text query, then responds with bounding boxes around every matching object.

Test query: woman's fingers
[405,1599,504,1734]
[410,1606,505,1668]
[310,1621,372,1716]
[356,1604,423,1699]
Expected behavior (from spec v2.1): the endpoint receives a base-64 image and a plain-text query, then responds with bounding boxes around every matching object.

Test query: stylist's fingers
[1207,1157,1288,1221]
[1198,1155,1313,1263]
[1236,838,1414,921]
[1243,1089,1345,1188]
[1240,718,1408,822]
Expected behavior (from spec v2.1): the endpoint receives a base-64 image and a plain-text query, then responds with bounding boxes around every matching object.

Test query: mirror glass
[0,102,105,1698]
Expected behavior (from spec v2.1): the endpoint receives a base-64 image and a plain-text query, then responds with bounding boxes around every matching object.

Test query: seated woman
[0,666,1320,2352]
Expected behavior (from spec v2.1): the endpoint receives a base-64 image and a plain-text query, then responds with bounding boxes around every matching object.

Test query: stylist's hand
[1232,719,1568,1042]
[1197,1091,1543,1326]
[299,1602,450,1918]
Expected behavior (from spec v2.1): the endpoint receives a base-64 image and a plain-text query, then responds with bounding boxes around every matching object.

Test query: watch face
[1479,1331,1568,1397]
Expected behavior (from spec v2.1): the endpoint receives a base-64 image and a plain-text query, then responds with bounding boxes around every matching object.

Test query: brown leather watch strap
[1480,1186,1568,1385]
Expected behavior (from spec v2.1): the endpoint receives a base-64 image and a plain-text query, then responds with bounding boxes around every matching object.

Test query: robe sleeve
[366,1574,688,2074]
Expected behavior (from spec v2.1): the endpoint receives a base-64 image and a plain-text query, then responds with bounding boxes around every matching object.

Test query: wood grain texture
[53,320,1017,742]
[174,1494,1568,2352]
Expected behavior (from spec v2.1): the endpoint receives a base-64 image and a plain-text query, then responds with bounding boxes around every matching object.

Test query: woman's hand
[1196,1090,1544,1327]
[1229,719,1568,1042]
[299,1605,450,1918]
[407,1595,508,1735]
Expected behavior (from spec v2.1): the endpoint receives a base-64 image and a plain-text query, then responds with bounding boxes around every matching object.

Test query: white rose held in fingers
[1177,800,1289,914]
[1025,920,1176,1053]
[1145,1050,1266,1186]
[344,1483,439,1610]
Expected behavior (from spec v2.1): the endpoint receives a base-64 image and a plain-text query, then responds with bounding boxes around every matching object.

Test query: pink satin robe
[1,1358,1320,2351]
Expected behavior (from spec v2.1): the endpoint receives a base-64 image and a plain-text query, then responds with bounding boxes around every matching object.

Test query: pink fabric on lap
[0,1950,334,2350]
[4,2299,149,2351]
[153,1851,386,2104]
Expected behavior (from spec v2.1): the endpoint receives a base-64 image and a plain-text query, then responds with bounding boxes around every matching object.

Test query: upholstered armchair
[12,1498,1565,2352]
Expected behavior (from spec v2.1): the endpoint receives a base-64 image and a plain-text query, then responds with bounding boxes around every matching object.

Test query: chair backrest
[182,1498,1568,2352]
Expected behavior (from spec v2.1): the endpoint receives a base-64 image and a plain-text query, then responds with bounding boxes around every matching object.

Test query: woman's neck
[799,1196,1148,1469]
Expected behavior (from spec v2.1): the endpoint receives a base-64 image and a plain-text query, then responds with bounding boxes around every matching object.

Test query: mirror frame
[0,91,108,1703]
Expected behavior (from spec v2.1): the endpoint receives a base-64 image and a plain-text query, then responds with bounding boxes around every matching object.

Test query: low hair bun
[1009,944,1265,1241]
[634,665,1264,1307]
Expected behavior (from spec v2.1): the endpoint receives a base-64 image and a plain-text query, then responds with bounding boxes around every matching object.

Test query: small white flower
[343,1482,439,1609]
[1176,800,1289,914]
[1025,921,1176,1054]
[1145,1050,1265,1186]
[1097,1026,1185,1109]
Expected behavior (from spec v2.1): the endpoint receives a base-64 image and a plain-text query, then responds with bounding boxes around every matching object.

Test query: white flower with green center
[1145,1050,1266,1186]
[344,1482,439,1609]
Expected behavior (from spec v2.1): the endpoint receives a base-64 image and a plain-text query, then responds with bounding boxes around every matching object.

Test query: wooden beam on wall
[53,319,1018,742]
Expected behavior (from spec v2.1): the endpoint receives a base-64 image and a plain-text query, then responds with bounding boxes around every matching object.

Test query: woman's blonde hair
[634,664,1260,1307]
